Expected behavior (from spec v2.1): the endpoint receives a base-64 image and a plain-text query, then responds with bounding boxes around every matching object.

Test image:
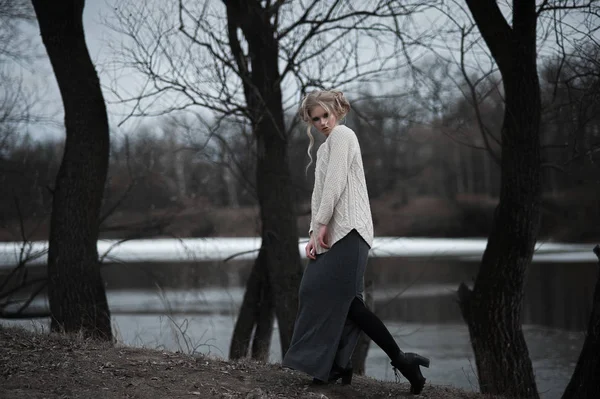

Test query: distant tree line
[2,52,598,232]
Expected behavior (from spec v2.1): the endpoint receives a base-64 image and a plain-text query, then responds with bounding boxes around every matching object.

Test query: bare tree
[562,245,600,399]
[0,0,48,319]
[105,0,433,360]
[541,39,600,185]
[549,17,600,397]
[31,0,112,340]
[445,1,599,397]
[0,0,35,61]
[0,0,36,152]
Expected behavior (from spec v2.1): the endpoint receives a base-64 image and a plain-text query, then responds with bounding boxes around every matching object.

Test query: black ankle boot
[391,352,430,394]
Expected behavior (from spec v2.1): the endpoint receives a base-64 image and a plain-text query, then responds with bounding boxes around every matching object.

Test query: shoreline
[0,325,505,399]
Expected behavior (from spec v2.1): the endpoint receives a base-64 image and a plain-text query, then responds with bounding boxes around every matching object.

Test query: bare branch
[458,27,501,165]
[537,0,594,16]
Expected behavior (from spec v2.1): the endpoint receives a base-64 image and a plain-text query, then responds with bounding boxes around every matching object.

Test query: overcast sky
[15,1,140,140]
[10,0,597,143]
[17,0,426,141]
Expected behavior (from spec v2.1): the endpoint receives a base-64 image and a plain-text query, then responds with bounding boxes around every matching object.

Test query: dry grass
[0,326,506,399]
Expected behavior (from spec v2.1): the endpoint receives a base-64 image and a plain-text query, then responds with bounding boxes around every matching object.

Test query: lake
[1,237,597,398]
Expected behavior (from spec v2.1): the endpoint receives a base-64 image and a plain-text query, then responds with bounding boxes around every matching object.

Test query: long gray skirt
[282,229,370,381]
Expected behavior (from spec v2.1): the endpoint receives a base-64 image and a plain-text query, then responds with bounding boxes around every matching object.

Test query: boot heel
[394,353,429,394]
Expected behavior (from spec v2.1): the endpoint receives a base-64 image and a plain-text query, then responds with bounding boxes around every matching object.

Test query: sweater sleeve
[314,128,355,226]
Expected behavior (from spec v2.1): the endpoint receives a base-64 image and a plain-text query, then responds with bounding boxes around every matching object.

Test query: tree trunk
[465,146,475,194]
[253,119,304,355]
[454,144,465,195]
[458,1,541,397]
[174,150,186,199]
[561,245,600,399]
[251,267,275,361]
[483,151,492,196]
[226,0,303,358]
[32,0,112,340]
[229,248,274,361]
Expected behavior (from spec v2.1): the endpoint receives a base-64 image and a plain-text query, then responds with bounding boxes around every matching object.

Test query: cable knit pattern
[309,124,374,254]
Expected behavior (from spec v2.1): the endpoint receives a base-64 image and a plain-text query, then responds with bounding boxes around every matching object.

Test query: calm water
[2,287,585,399]
[2,238,596,398]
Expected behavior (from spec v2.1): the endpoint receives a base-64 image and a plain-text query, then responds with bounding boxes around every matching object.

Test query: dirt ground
[0,326,505,399]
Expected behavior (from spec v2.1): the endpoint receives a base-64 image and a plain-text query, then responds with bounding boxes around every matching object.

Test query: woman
[282,90,430,395]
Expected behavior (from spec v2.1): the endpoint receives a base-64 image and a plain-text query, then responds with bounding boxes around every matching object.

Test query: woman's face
[309,105,337,136]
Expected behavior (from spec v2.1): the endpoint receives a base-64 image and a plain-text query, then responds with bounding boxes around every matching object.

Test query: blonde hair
[299,90,351,172]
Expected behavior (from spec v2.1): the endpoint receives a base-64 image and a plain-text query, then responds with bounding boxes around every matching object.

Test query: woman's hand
[306,225,330,260]
[317,224,330,249]
[305,236,317,260]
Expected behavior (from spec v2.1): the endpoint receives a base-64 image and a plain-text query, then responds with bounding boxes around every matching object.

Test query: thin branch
[458,26,501,165]
[537,0,594,16]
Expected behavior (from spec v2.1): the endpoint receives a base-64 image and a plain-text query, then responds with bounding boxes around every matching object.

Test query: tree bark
[229,248,274,361]
[32,0,112,340]
[225,0,303,358]
[251,267,275,361]
[458,0,541,397]
[561,245,600,399]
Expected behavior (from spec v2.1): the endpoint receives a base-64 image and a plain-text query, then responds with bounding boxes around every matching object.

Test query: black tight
[347,297,401,361]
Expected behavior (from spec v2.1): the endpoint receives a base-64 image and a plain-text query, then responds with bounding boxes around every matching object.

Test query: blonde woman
[282,90,430,394]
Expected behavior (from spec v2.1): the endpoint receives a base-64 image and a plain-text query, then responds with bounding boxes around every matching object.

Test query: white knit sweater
[309,124,374,254]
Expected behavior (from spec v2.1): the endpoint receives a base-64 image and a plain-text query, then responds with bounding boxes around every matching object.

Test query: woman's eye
[312,117,319,122]
[323,113,328,118]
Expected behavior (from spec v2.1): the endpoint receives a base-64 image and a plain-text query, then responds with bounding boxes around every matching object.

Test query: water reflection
[2,251,596,399]
[4,253,595,330]
[93,257,596,331]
